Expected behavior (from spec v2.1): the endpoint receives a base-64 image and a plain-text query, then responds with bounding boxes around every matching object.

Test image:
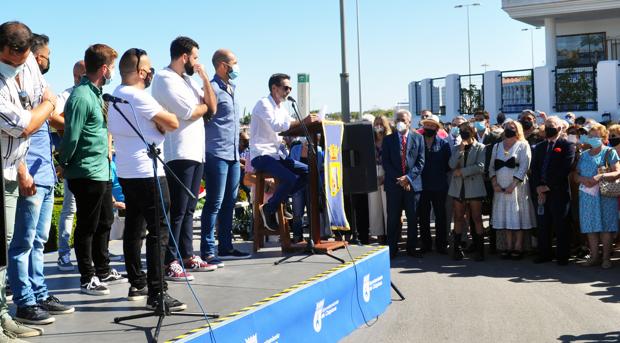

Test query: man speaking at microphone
[107,48,186,310]
[250,73,318,231]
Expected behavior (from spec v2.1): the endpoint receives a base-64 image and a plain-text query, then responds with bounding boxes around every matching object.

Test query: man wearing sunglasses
[108,48,186,311]
[250,73,318,231]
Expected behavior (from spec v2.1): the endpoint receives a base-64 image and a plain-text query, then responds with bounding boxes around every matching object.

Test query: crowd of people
[367,108,620,269]
[0,20,319,342]
[1,19,619,343]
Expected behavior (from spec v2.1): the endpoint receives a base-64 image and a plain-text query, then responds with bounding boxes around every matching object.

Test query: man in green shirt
[59,44,127,296]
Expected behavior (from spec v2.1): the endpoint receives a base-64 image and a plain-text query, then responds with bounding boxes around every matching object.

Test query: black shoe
[146,293,187,312]
[292,235,305,244]
[556,258,569,266]
[464,243,477,254]
[259,205,279,233]
[510,251,524,260]
[533,256,552,264]
[436,246,448,255]
[500,251,511,259]
[128,286,149,301]
[406,249,424,258]
[453,247,464,261]
[15,305,55,325]
[38,295,75,314]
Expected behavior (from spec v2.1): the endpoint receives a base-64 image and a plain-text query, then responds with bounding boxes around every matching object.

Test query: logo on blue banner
[313,298,339,333]
[363,273,384,303]
[322,121,350,231]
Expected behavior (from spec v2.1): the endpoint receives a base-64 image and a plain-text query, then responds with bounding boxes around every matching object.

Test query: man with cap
[418,114,451,254]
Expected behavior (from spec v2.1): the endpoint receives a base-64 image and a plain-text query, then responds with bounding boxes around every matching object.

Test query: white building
[409,0,620,123]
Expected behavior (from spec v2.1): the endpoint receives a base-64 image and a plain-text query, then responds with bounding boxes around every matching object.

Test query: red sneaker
[183,255,217,272]
[165,260,195,282]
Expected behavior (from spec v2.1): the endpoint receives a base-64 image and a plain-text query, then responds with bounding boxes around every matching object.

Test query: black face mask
[545,127,559,138]
[520,120,533,130]
[423,128,437,138]
[460,131,471,140]
[504,128,517,138]
[609,137,620,147]
[41,60,50,75]
[184,60,194,76]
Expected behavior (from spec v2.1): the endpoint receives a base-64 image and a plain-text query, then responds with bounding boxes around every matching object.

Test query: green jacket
[59,77,111,181]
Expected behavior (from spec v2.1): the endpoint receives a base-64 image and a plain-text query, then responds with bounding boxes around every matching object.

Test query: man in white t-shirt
[151,37,217,281]
[107,48,186,311]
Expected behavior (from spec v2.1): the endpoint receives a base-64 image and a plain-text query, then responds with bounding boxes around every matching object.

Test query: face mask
[474,121,486,132]
[565,117,574,125]
[545,127,559,138]
[587,137,602,149]
[374,126,384,134]
[504,128,517,138]
[423,128,437,137]
[460,130,471,140]
[520,120,533,130]
[184,60,194,76]
[228,64,239,80]
[41,60,50,75]
[450,127,460,137]
[396,121,407,133]
[567,135,578,144]
[103,72,112,86]
[0,60,25,79]
[609,137,620,147]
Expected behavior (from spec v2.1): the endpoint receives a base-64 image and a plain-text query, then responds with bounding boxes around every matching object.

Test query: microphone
[103,93,129,104]
[287,96,297,103]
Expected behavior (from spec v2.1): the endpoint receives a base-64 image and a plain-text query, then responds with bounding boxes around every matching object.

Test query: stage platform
[26,239,391,343]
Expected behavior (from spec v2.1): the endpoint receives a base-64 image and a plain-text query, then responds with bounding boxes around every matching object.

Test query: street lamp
[455,3,480,87]
[339,0,351,123]
[521,27,541,69]
[481,63,490,72]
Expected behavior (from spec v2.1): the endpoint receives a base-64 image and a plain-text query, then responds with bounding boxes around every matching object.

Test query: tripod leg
[274,254,296,265]
[153,314,165,343]
[325,253,345,264]
[114,312,157,323]
[391,282,405,300]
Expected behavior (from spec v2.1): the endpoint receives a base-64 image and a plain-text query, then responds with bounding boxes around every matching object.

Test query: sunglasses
[280,85,292,92]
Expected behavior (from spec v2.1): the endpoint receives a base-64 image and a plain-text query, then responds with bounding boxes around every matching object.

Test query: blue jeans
[8,184,53,307]
[200,153,240,257]
[58,178,76,259]
[291,188,307,237]
[251,156,308,214]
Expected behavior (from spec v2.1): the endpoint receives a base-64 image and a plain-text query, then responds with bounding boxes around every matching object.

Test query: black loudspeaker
[342,122,378,194]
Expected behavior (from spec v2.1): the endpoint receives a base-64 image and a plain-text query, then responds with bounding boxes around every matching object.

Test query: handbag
[599,148,620,197]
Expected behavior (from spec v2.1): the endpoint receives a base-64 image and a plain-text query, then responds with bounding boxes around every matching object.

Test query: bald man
[199,48,250,264]
[55,59,86,272]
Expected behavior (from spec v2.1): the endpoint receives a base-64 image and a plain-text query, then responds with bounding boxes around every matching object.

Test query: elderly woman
[575,123,620,269]
[449,123,487,261]
[368,115,392,242]
[489,120,536,259]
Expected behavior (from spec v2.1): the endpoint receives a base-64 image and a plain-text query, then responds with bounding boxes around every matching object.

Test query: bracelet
[45,99,56,112]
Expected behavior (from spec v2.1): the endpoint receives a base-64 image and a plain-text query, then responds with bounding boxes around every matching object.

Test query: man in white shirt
[151,36,217,282]
[250,73,317,231]
[108,48,187,311]
[0,21,58,341]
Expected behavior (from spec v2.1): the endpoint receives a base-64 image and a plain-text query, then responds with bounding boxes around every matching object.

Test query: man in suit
[530,116,575,265]
[382,109,425,258]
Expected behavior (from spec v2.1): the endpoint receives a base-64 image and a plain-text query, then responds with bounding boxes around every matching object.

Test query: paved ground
[343,250,620,343]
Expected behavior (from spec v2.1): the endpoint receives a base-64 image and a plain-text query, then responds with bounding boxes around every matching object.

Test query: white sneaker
[80,276,110,296]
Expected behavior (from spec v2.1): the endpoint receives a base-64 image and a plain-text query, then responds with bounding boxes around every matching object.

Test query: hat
[420,114,441,128]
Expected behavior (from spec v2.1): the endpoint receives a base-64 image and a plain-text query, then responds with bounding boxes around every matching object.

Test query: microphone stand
[274,99,344,265]
[108,101,217,342]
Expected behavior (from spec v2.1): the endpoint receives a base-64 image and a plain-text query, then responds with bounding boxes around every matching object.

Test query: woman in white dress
[368,116,391,242]
[490,120,536,259]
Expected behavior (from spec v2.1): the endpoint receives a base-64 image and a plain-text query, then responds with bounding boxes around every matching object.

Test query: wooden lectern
[281,121,346,253]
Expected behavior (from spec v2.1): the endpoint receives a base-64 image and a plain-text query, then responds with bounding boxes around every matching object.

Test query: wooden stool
[252,171,292,253]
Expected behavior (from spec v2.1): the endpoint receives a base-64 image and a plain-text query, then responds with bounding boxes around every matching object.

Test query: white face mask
[396,121,407,133]
[567,134,578,144]
[374,126,384,133]
[0,60,25,79]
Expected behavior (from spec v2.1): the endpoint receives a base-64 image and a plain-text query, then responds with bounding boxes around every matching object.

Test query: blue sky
[2,0,544,115]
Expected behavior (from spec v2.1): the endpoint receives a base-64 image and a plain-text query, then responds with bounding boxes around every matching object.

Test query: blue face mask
[587,137,603,149]
[450,127,460,137]
[228,64,239,80]
[474,121,486,132]
[0,60,25,79]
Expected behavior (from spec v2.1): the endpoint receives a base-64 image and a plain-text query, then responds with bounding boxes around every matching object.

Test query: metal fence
[500,69,534,114]
[459,74,484,115]
[430,77,446,115]
[606,38,620,61]
[554,66,597,112]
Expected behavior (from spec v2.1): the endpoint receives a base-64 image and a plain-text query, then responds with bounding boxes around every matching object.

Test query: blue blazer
[382,131,425,192]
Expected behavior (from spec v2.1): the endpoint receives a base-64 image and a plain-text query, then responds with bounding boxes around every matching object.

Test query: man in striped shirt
[0,21,57,341]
